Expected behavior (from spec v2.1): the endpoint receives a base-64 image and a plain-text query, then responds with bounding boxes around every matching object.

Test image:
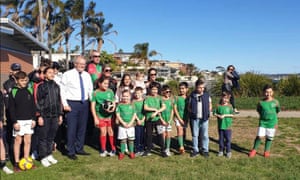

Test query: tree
[85,14,117,52]
[131,42,150,67]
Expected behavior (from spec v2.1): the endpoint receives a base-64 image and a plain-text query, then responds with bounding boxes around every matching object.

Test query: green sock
[253,138,261,150]
[178,136,183,147]
[120,142,126,153]
[265,139,272,151]
[166,137,171,149]
[128,141,134,153]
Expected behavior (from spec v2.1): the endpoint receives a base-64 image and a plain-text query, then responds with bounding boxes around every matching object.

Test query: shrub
[277,75,300,96]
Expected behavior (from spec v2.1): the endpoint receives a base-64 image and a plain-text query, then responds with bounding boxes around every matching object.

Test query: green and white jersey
[161,98,173,124]
[214,104,233,130]
[174,96,188,120]
[257,99,280,128]
[91,89,115,118]
[116,103,135,123]
[133,100,145,126]
[144,95,163,122]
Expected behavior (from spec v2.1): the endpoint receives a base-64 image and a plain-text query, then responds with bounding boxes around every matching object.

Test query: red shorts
[98,118,112,128]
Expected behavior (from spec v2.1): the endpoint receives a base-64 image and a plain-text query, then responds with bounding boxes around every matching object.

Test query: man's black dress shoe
[68,154,78,160]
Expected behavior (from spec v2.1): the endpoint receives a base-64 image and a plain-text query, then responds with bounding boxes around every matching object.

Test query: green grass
[1,117,300,179]
[212,96,300,110]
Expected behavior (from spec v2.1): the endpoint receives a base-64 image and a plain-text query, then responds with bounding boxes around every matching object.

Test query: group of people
[0,51,281,174]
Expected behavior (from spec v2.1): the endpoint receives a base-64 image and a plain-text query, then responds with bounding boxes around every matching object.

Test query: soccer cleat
[41,157,51,167]
[264,151,270,158]
[129,153,135,159]
[142,151,152,157]
[118,153,125,160]
[249,150,257,158]
[179,147,185,154]
[2,166,14,174]
[165,149,171,157]
[47,155,58,164]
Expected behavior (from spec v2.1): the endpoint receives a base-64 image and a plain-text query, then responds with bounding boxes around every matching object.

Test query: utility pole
[38,0,43,43]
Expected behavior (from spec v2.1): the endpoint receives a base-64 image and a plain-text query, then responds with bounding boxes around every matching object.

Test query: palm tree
[131,42,150,67]
[149,50,162,60]
[85,15,117,52]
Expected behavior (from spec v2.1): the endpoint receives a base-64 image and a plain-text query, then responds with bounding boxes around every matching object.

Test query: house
[0,18,48,86]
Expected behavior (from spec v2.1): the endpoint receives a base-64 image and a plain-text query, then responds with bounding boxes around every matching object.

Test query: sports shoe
[2,166,13,174]
[41,157,51,167]
[165,149,171,157]
[118,153,125,160]
[100,150,108,157]
[47,155,58,164]
[142,151,152,157]
[249,150,257,158]
[31,151,39,160]
[108,150,116,157]
[234,108,240,114]
[217,151,224,157]
[226,152,232,158]
[264,151,270,158]
[179,147,185,154]
[129,153,135,159]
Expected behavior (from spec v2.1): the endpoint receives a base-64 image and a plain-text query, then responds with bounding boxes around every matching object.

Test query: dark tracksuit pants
[38,117,59,158]
[218,129,232,153]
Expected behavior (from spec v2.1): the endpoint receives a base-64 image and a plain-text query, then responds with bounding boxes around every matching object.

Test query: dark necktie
[79,72,85,102]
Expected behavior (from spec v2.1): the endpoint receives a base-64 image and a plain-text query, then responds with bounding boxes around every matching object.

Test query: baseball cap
[10,63,21,71]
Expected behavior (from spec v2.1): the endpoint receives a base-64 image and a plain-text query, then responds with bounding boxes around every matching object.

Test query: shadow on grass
[209,137,250,155]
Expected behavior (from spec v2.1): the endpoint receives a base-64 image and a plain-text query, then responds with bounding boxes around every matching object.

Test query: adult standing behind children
[222,65,240,114]
[145,68,161,95]
[189,80,212,158]
[87,50,102,88]
[60,56,93,160]
[101,64,117,94]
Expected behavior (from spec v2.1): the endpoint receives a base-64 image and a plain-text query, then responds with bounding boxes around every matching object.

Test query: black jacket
[36,80,63,118]
[8,87,36,124]
[2,75,17,107]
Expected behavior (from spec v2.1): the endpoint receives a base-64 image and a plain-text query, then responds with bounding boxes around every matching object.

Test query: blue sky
[91,0,300,74]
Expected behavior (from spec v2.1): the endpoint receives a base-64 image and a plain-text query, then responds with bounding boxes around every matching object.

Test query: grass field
[1,116,299,180]
[212,96,300,110]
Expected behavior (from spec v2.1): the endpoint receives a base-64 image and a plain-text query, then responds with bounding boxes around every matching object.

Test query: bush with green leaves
[277,75,300,96]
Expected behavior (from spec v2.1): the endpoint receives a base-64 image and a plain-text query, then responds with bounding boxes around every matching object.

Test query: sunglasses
[150,73,156,76]
[105,69,112,72]
[165,91,171,93]
[93,55,100,58]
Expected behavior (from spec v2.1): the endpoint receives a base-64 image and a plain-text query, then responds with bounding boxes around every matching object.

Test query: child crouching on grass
[249,84,280,158]
[116,90,136,160]
[213,92,234,158]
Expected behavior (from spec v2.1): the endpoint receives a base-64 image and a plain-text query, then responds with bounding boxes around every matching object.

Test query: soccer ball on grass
[19,157,34,170]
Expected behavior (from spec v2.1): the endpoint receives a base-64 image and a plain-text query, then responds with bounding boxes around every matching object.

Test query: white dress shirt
[60,68,93,106]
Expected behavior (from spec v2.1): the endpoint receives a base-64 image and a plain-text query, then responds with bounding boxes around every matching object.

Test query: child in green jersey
[213,92,234,158]
[116,90,136,160]
[249,84,280,158]
[174,82,189,154]
[158,85,174,157]
[142,82,166,156]
[133,87,146,156]
[91,76,116,157]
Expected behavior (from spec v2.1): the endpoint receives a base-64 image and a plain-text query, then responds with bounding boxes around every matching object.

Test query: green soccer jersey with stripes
[133,100,145,126]
[116,103,135,123]
[161,98,173,124]
[144,95,163,122]
[214,104,233,130]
